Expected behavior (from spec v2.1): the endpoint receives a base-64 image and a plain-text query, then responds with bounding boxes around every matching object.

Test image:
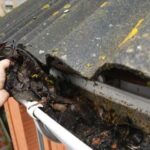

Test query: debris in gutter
[0,43,150,150]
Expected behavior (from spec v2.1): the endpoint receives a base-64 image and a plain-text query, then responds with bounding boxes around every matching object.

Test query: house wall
[4,98,66,150]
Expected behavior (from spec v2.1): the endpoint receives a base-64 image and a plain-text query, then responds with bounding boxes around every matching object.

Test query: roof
[0,0,150,78]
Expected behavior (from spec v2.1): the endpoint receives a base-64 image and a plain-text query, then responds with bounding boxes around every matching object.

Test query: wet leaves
[0,43,149,149]
[51,103,67,112]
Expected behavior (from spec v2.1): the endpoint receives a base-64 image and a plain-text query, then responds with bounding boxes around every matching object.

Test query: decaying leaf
[0,43,149,150]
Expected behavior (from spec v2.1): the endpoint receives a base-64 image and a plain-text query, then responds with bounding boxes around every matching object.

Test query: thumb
[0,59,10,69]
[0,59,10,89]
[0,90,9,106]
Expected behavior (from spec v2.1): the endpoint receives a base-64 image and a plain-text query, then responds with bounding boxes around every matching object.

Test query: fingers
[0,59,10,106]
[0,59,10,89]
[0,59,10,69]
[0,90,9,106]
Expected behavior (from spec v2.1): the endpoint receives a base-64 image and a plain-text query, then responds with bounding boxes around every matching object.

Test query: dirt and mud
[0,43,150,150]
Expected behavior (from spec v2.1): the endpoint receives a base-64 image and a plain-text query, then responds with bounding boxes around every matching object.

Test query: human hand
[0,59,10,106]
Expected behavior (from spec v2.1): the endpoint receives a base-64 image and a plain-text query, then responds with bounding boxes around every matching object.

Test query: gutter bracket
[26,101,43,120]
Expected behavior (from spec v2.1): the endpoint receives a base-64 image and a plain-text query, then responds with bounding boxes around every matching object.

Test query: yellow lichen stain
[63,3,71,9]
[52,48,59,52]
[60,13,67,18]
[99,55,107,61]
[45,77,54,85]
[119,18,144,47]
[85,63,93,68]
[100,1,109,8]
[52,48,59,56]
[52,11,59,16]
[42,4,50,10]
[32,74,39,78]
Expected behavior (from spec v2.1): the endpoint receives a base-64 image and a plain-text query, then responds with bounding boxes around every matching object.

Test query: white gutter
[34,108,92,150]
[50,68,150,117]
[19,99,92,150]
[15,67,150,149]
